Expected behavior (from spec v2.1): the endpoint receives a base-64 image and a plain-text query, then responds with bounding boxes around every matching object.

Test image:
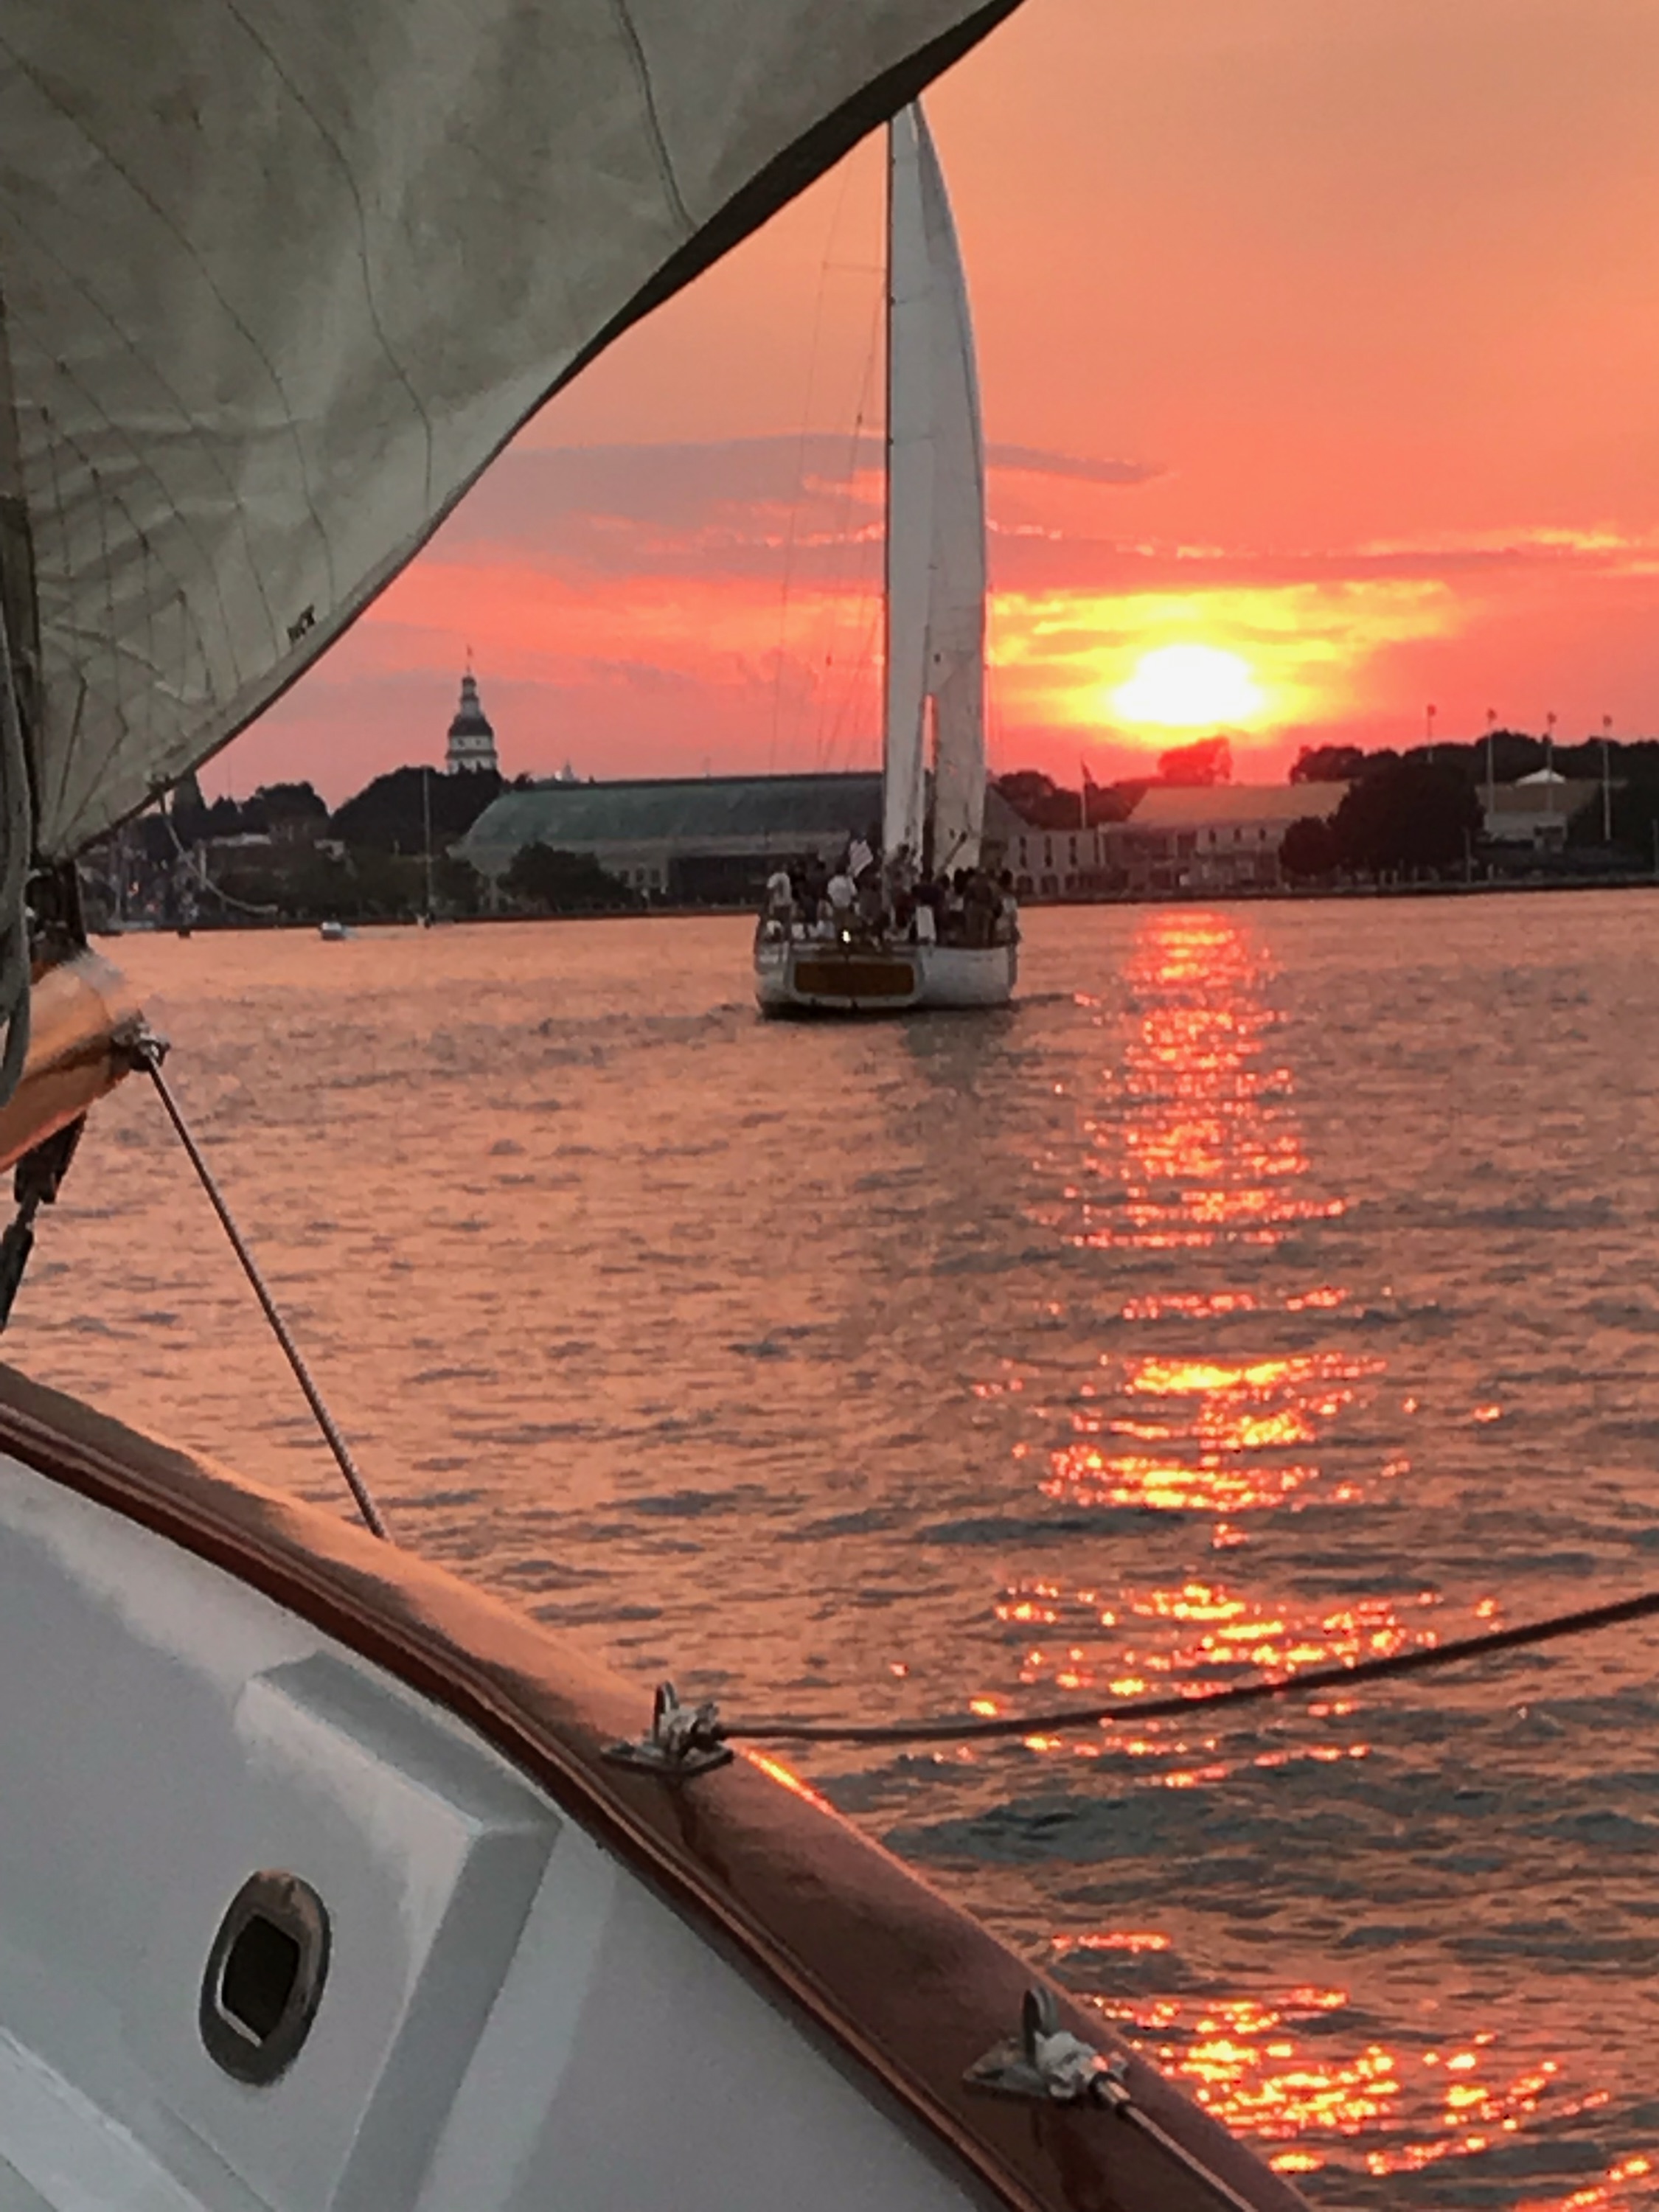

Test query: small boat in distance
[318,919,349,942]
[755,105,1016,1016]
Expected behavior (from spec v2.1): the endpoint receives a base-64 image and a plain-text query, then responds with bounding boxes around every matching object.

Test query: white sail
[0,0,1018,865]
[881,103,987,872]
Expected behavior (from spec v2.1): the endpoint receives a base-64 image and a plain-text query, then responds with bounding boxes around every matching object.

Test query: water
[14,894,1659,2208]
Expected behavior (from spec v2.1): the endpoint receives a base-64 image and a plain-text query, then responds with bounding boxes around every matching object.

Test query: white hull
[754,936,1015,1015]
[0,1368,1299,2212]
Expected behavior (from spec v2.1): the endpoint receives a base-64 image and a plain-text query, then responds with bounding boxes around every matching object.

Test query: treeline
[1281,730,1659,880]
[85,764,641,927]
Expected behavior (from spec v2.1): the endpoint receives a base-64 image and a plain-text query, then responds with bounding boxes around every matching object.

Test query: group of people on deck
[758,838,1018,950]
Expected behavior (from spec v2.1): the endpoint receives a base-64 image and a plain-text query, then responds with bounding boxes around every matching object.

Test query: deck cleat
[605,1681,732,1778]
[966,1985,1130,2107]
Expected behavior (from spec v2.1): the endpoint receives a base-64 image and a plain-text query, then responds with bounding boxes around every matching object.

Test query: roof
[1485,779,1598,815]
[1120,782,1350,830]
[461,771,883,871]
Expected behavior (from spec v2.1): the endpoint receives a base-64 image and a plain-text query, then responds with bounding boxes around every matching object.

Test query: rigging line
[723,1582,1659,1745]
[768,152,859,776]
[0,571,33,1110]
[129,1034,390,1543]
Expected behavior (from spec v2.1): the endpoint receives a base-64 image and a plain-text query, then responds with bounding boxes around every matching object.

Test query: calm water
[15,896,1659,2208]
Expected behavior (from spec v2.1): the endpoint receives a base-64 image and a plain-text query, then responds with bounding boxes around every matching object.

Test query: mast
[882,119,896,858]
[422,765,434,922]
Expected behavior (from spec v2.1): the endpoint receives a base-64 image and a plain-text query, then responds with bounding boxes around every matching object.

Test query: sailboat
[754,105,1018,1015]
[0,7,1302,2208]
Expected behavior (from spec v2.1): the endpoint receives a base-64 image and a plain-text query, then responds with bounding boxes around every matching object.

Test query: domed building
[445,667,499,774]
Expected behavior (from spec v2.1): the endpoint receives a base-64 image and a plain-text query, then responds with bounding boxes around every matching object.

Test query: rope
[131,1036,391,1542]
[725,1583,1659,1746]
[0,582,34,1110]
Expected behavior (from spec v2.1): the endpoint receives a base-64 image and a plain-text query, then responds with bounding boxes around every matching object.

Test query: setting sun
[1112,644,1266,731]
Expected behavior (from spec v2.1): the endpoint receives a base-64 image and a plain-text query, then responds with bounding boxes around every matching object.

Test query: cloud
[987,444,1164,486]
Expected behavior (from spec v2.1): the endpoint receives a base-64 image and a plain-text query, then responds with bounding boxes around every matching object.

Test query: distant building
[1482,768,1598,850]
[1101,783,1352,895]
[445,669,499,775]
[460,771,883,904]
[991,781,1352,897]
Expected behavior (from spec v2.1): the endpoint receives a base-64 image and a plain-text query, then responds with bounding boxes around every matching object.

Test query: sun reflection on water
[990,911,1651,2199]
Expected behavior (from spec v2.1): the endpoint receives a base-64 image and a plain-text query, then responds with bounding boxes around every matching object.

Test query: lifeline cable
[724,1583,1659,1746]
[132,1035,391,1543]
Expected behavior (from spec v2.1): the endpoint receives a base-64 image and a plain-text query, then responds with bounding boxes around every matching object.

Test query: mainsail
[0,0,1018,868]
[881,103,987,872]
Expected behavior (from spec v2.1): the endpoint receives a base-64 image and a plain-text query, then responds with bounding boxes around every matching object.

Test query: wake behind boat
[755,105,1016,1017]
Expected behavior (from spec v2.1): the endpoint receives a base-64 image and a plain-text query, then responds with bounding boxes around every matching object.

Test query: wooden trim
[0,1363,1310,2212]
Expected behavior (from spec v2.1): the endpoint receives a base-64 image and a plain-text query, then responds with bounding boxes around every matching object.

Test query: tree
[994,770,1083,827]
[1331,758,1481,876]
[1280,816,1340,881]
[255,780,328,835]
[1157,735,1231,785]
[331,765,502,852]
[502,842,635,913]
[1290,744,1366,784]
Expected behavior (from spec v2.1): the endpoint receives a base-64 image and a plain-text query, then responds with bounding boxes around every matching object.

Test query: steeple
[445,659,498,774]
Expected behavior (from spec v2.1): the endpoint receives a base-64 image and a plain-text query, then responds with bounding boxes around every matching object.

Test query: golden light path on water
[972,911,1651,2206]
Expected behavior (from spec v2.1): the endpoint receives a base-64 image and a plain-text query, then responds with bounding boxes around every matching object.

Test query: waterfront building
[1481,768,1597,850]
[445,668,499,774]
[461,771,883,903]
[1098,783,1352,896]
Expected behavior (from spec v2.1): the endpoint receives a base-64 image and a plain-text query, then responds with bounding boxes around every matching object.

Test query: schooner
[755,105,1018,1014]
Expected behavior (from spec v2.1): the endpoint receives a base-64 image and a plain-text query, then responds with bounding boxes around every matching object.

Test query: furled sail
[0,0,1018,867]
[881,103,987,872]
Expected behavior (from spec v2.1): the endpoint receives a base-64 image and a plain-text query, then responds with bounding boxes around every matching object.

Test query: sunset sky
[223,0,1659,800]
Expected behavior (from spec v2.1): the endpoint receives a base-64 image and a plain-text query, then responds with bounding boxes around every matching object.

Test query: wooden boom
[0,951,142,1176]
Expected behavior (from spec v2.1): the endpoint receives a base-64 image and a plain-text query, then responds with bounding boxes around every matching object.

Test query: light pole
[1425,702,1436,754]
[1601,714,1613,845]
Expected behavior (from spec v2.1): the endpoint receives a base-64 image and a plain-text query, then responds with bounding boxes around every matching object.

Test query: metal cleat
[966,1985,1129,2107]
[605,1681,732,1778]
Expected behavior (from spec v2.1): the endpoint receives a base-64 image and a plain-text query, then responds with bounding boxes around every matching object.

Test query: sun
[1111,644,1265,730]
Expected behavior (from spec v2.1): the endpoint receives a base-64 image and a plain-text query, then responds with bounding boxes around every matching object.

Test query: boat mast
[421,764,434,921]
[880,118,896,858]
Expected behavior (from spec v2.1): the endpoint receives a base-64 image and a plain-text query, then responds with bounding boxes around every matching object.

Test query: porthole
[201,1871,330,2084]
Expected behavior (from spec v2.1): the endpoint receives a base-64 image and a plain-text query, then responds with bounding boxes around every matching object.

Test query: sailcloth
[881,104,987,871]
[0,0,1018,866]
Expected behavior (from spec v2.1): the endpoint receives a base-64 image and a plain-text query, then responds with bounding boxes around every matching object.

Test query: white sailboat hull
[754,936,1015,1014]
[0,1368,1301,2212]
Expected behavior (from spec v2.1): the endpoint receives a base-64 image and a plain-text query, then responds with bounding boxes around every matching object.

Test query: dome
[445,671,499,773]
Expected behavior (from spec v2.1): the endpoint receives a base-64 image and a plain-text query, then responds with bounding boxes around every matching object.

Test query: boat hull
[755,936,1015,1015]
[0,1363,1307,2212]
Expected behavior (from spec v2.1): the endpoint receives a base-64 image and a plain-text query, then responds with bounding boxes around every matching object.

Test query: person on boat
[995,870,1020,942]
[764,864,794,923]
[826,866,856,928]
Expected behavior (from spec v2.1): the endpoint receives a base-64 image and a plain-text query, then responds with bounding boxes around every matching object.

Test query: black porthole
[201,1871,330,2084]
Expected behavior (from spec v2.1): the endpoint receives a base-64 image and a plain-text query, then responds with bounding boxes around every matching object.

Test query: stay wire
[724,1584,1659,1746]
[133,1037,390,1542]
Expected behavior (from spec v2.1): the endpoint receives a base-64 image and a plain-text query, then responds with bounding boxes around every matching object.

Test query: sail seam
[608,2,694,236]
[218,0,438,512]
[23,398,220,835]
[0,26,340,610]
[5,217,285,674]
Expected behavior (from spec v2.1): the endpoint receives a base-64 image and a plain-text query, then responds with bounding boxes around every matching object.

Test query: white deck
[0,1460,981,2212]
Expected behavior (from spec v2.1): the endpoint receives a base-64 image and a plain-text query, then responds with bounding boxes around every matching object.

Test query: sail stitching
[0,27,341,608]
[218,0,438,510]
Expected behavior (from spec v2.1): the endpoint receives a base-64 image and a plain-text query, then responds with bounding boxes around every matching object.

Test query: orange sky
[223,0,1659,799]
